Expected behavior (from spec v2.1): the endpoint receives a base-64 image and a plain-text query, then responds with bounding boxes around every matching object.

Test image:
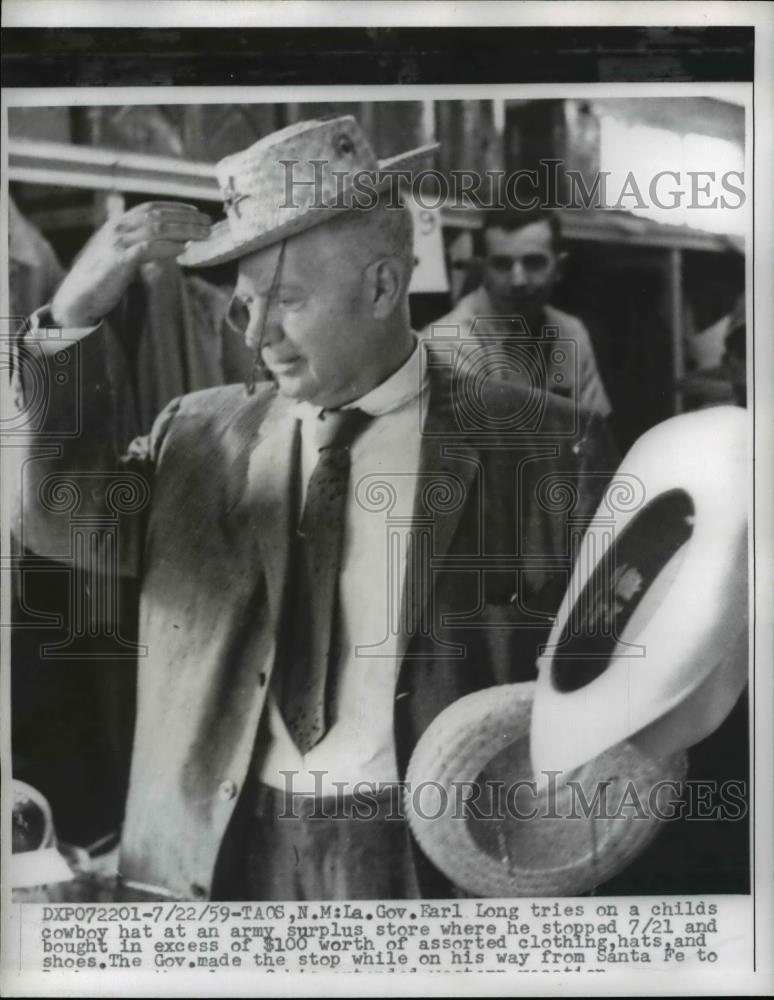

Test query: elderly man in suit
[12,117,617,901]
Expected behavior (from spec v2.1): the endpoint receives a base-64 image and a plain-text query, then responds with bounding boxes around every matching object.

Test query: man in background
[423,208,612,419]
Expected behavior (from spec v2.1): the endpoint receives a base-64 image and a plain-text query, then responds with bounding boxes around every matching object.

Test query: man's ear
[555,250,569,280]
[366,257,403,319]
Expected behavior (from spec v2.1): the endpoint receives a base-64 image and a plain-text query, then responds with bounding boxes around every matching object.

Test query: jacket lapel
[234,393,298,628]
[396,365,479,661]
[231,368,479,659]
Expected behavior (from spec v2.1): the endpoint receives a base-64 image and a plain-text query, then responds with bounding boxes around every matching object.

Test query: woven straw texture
[405,681,688,897]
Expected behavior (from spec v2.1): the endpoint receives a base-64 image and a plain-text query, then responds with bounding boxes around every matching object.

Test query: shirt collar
[291,338,427,422]
[468,285,494,315]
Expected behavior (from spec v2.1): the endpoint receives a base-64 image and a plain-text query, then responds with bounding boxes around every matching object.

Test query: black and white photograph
[1,2,772,997]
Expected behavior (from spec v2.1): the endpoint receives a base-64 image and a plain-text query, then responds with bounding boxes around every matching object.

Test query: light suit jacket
[11,327,617,899]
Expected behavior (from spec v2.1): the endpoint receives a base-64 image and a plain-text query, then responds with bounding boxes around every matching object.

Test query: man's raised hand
[51,201,211,328]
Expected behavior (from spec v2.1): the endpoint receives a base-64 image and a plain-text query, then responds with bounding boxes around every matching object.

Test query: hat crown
[215,116,378,233]
[178,114,438,267]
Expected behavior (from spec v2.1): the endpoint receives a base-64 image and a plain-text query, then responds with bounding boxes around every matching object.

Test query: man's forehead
[237,241,285,286]
[236,223,344,292]
[484,220,554,254]
[236,239,303,296]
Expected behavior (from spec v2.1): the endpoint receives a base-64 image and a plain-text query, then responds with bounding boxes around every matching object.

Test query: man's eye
[523,254,550,271]
[488,256,513,272]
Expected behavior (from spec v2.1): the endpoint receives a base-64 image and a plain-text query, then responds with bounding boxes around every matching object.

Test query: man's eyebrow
[262,282,304,297]
[236,280,303,298]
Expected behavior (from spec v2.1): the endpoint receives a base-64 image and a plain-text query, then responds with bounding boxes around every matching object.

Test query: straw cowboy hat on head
[178,115,439,268]
[405,405,747,897]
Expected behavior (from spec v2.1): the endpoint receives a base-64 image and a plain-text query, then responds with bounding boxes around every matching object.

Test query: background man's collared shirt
[422,286,612,418]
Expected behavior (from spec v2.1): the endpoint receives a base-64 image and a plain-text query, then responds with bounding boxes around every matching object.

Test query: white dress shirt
[256,340,430,795]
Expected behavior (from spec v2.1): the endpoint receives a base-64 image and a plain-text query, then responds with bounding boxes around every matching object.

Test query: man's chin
[271,370,309,399]
[273,370,356,409]
[275,378,309,401]
[268,360,313,396]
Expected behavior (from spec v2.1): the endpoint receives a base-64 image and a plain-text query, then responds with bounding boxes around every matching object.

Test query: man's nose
[509,258,528,287]
[244,297,282,349]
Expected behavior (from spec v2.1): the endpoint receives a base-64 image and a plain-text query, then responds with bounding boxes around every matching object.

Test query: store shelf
[11,139,743,257]
[8,139,220,203]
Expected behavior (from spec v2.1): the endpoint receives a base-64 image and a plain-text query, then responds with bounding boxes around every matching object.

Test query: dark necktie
[276,407,373,754]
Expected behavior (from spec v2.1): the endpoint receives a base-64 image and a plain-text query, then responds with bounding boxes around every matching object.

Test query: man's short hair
[474,208,562,256]
[330,191,415,276]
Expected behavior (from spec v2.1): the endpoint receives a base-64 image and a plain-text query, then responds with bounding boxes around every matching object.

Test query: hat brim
[178,142,439,268]
[530,406,748,779]
[405,681,687,897]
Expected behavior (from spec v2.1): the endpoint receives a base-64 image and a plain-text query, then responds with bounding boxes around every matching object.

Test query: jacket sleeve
[573,317,613,419]
[520,403,621,624]
[8,312,180,580]
[572,405,621,522]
